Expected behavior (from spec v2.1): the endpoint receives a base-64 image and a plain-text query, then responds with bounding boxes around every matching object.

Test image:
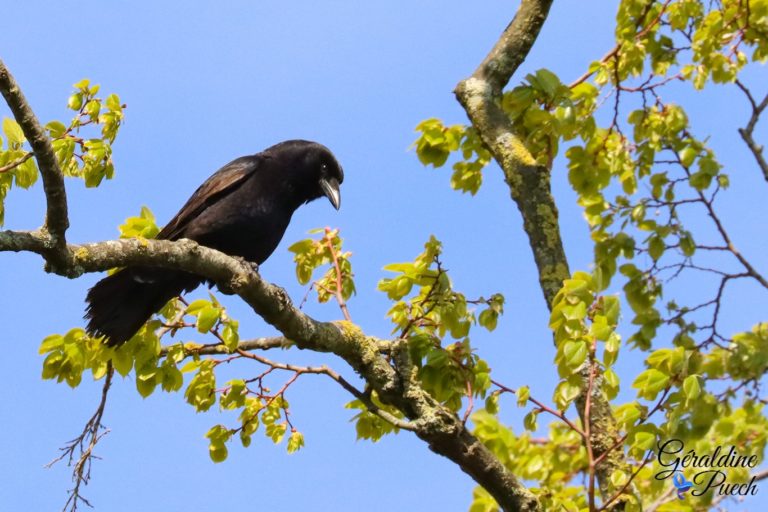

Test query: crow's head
[267,139,344,210]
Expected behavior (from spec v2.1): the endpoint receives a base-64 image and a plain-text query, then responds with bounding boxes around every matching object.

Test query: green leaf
[562,340,588,370]
[39,334,64,354]
[553,378,581,409]
[186,299,210,315]
[679,231,696,257]
[222,322,239,352]
[45,120,67,138]
[532,68,563,98]
[610,469,628,488]
[136,372,158,398]
[160,364,183,392]
[206,425,232,463]
[604,332,621,367]
[602,296,620,326]
[14,157,38,189]
[266,422,288,444]
[478,308,499,332]
[196,305,220,333]
[106,94,122,111]
[631,431,656,452]
[683,374,701,400]
[516,385,530,407]
[68,93,84,111]
[648,235,664,261]
[2,118,24,146]
[632,369,669,401]
[484,394,499,415]
[112,346,134,376]
[287,431,305,453]
[523,410,539,431]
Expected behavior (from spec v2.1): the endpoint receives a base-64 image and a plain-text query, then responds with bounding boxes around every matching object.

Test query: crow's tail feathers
[85,268,200,347]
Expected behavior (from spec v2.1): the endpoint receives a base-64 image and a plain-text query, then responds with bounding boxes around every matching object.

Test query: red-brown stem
[324,231,352,322]
[492,378,587,439]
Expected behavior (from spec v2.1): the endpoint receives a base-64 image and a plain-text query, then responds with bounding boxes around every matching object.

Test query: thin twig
[492,378,586,438]
[0,151,33,174]
[235,349,417,432]
[734,80,768,182]
[323,231,352,322]
[46,365,114,512]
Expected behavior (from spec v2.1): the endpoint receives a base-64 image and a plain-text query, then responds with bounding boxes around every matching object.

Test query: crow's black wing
[157,156,261,241]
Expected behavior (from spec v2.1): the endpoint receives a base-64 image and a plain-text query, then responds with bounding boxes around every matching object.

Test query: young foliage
[375,236,501,412]
[0,78,124,225]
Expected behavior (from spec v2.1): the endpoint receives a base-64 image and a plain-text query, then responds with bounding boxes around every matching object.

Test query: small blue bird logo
[672,473,694,499]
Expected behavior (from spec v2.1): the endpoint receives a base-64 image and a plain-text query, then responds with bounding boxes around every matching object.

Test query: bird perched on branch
[85,139,343,346]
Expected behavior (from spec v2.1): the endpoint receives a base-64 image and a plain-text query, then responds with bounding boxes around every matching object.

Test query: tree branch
[0,231,539,511]
[0,59,70,267]
[0,151,32,174]
[454,0,567,306]
[160,336,290,356]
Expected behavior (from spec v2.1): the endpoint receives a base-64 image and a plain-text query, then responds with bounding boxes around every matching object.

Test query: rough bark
[0,58,70,268]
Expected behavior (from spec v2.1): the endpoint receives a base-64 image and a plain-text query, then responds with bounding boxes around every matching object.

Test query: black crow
[85,139,343,346]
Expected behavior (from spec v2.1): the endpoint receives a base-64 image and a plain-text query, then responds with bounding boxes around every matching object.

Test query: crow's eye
[320,163,328,173]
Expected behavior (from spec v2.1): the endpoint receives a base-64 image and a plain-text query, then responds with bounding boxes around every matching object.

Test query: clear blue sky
[1,1,765,510]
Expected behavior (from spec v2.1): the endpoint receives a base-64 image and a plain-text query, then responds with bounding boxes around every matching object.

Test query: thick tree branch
[0,231,538,511]
[0,59,70,266]
[454,0,566,306]
[453,1,629,507]
[159,336,290,356]
[159,336,392,357]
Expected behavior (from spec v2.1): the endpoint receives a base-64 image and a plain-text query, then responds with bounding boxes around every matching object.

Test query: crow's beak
[320,177,341,210]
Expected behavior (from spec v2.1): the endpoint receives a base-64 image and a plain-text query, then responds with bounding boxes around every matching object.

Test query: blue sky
[0,1,765,510]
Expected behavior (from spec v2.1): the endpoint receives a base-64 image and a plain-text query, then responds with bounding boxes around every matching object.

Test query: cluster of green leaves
[412,119,491,194]
[378,236,501,412]
[561,0,768,374]
[0,118,38,224]
[118,205,160,239]
[612,0,767,88]
[412,69,599,195]
[38,287,304,464]
[549,272,622,409]
[39,293,239,395]
[500,69,599,165]
[40,323,163,392]
[704,323,768,382]
[471,411,588,512]
[199,373,304,462]
[288,227,355,303]
[54,79,124,187]
[414,1,768,509]
[345,392,406,442]
[0,79,124,225]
